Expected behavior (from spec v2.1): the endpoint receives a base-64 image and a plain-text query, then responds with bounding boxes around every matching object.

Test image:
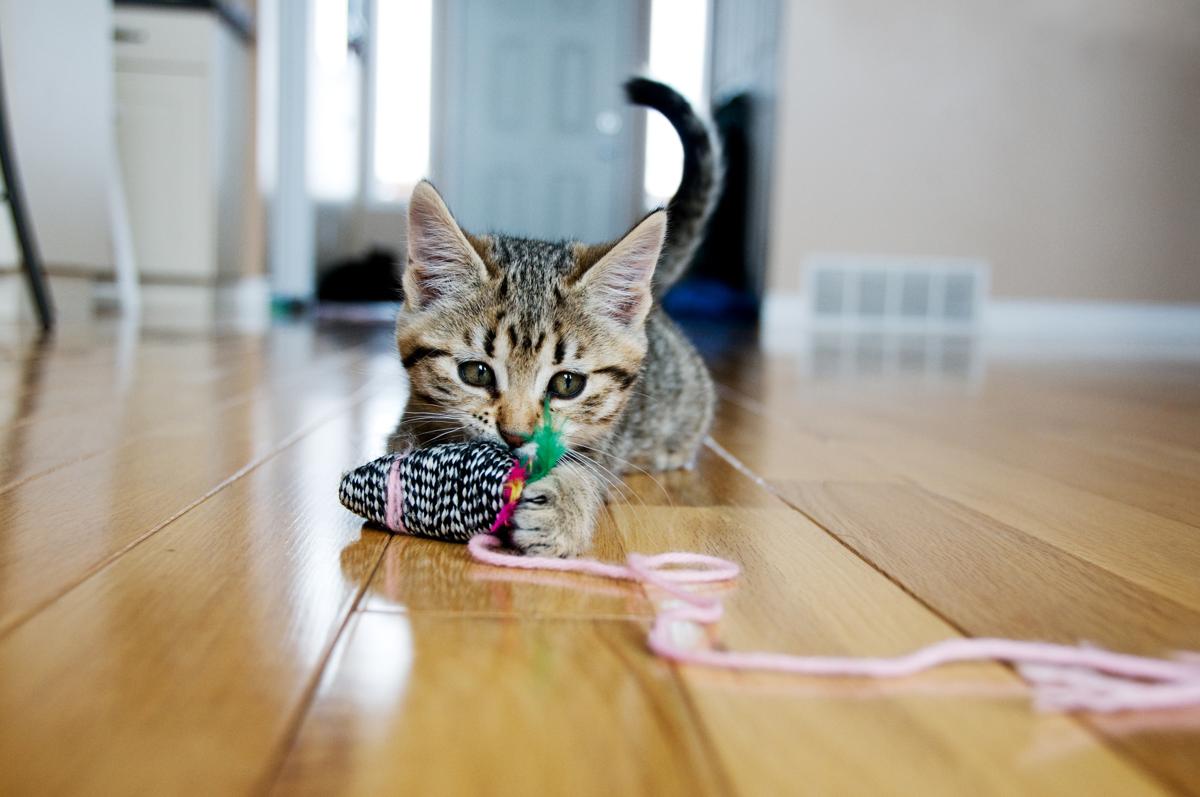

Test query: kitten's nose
[498,427,527,448]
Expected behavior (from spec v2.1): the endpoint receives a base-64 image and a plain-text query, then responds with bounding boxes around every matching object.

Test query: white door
[435,0,646,244]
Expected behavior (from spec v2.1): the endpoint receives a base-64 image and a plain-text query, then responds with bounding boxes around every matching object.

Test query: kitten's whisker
[564,450,637,506]
[564,450,659,545]
[419,427,466,445]
[400,407,459,418]
[401,413,461,426]
[563,450,629,497]
[561,448,616,485]
[402,413,463,424]
[564,447,636,495]
[566,448,672,535]
[572,443,675,510]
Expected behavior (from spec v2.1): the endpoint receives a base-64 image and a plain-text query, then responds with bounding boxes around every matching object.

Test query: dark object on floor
[0,37,53,331]
[663,278,757,320]
[317,247,402,303]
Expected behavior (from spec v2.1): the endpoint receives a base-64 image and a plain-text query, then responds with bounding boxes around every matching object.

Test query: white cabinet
[113,6,250,283]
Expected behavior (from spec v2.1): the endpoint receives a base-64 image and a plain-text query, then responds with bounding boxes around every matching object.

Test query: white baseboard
[983,300,1200,342]
[765,294,1200,339]
[217,276,271,324]
[760,294,810,332]
[93,276,271,330]
[0,271,95,324]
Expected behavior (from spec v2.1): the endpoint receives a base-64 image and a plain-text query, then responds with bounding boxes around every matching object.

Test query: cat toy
[339,414,1200,714]
[338,403,566,541]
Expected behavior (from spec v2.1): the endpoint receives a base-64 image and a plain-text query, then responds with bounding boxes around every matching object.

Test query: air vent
[806,255,990,329]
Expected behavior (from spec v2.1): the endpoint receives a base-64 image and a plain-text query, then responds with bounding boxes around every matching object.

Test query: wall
[768,0,1200,302]
[0,0,114,273]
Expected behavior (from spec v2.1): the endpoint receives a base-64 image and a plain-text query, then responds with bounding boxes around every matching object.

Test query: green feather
[522,398,567,482]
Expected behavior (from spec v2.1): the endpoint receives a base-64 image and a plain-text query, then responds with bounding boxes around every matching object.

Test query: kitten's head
[396,181,665,452]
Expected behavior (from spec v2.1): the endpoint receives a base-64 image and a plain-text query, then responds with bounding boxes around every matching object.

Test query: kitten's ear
[403,180,489,310]
[577,210,666,326]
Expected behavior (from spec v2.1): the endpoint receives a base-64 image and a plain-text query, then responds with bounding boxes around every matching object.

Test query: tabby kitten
[390,78,720,556]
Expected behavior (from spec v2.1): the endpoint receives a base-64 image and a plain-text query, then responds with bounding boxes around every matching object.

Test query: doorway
[433,0,649,243]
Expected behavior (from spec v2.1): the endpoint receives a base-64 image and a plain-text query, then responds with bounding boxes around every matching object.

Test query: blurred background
[0,0,1197,346]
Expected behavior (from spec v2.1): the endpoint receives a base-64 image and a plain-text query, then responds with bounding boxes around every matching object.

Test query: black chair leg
[0,37,53,332]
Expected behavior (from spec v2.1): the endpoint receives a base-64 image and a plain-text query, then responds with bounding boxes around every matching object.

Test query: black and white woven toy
[338,410,566,542]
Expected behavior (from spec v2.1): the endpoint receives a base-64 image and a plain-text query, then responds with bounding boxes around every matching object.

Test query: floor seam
[255,534,394,795]
[0,378,388,641]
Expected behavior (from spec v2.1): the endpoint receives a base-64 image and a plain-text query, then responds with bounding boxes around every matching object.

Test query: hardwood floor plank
[0,347,367,493]
[713,388,1200,614]
[707,391,905,486]
[361,529,652,618]
[0,395,399,795]
[2,322,1195,793]
[791,481,1200,793]
[1045,429,1200,485]
[612,448,1164,795]
[270,614,725,797]
[279,443,1160,795]
[794,482,1200,653]
[0,335,247,424]
[0,326,364,429]
[846,392,1200,528]
[709,359,1200,792]
[840,427,1198,614]
[0,354,395,636]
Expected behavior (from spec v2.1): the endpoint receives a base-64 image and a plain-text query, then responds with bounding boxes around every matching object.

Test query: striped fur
[389,80,717,556]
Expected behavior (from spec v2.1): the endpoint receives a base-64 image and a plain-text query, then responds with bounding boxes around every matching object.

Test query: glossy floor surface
[1,319,1198,795]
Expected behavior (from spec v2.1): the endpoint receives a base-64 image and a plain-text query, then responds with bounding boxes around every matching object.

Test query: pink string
[467,534,1200,713]
[385,458,406,533]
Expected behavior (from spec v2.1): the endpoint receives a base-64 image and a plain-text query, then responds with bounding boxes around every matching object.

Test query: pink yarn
[385,458,406,533]
[467,534,1200,713]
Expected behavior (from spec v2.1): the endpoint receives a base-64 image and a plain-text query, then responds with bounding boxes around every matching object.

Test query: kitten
[390,78,720,556]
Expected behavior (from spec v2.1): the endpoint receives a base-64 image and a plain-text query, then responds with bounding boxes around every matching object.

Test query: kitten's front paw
[509,471,596,558]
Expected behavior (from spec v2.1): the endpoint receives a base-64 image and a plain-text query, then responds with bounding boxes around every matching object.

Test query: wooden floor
[1,319,1198,795]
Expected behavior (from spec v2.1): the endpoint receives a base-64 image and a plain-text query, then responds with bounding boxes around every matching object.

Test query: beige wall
[767,0,1200,302]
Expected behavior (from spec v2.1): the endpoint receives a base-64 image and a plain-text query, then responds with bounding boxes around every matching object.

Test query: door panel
[437,0,645,244]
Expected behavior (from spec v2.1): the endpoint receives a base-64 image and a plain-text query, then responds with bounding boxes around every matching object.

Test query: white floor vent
[805,255,990,329]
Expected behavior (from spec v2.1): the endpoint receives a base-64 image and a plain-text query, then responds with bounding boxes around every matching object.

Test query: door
[435,0,647,244]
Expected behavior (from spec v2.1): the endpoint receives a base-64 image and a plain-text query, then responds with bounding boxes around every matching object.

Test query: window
[643,0,709,206]
[308,0,362,201]
[371,0,434,202]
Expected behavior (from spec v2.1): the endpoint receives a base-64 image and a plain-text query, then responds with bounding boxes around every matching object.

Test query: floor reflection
[803,331,983,386]
[0,336,50,484]
[677,318,985,391]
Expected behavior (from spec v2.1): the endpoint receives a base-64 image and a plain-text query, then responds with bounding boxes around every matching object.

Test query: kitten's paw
[509,472,595,558]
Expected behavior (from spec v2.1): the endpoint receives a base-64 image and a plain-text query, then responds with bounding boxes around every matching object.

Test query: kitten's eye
[458,361,495,388]
[548,371,586,399]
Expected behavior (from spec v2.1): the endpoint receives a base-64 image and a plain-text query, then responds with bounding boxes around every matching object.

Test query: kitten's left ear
[576,210,666,326]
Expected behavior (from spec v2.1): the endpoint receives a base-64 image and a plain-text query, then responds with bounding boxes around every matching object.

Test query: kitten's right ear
[403,180,489,310]
[575,210,666,327]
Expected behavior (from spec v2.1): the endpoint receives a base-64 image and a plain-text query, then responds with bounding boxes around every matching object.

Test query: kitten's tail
[625,77,722,299]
